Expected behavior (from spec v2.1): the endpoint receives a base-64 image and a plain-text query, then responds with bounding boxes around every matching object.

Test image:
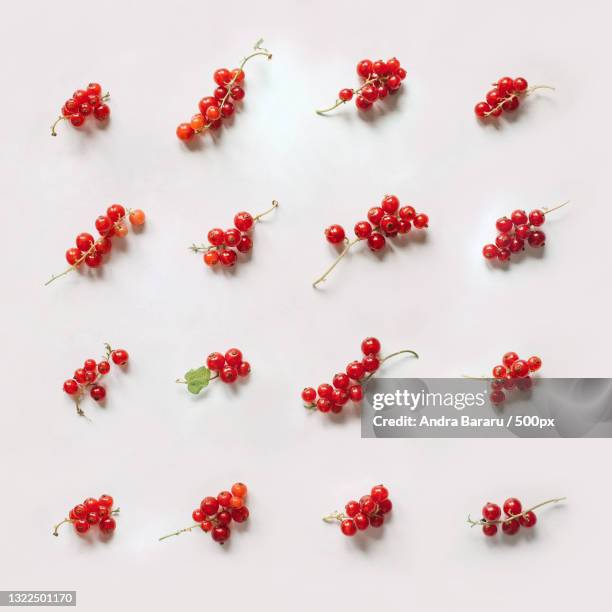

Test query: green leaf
[184,366,211,395]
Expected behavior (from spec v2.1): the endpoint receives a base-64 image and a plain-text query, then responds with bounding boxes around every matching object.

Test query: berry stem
[543,200,570,215]
[253,200,279,222]
[312,237,360,288]
[175,373,219,384]
[158,523,201,541]
[316,76,379,115]
[484,85,555,117]
[194,40,272,135]
[361,349,419,384]
[467,497,566,528]
[322,510,347,523]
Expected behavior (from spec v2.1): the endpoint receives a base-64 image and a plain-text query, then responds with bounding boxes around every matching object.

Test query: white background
[1,0,611,610]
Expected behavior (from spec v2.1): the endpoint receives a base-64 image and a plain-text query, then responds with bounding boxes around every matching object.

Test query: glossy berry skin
[367,207,385,226]
[361,85,378,103]
[317,384,333,399]
[345,501,360,517]
[302,387,316,403]
[369,514,384,528]
[76,233,95,252]
[528,230,545,247]
[519,511,537,527]
[129,210,146,226]
[413,213,429,229]
[354,513,369,530]
[496,233,511,249]
[511,210,528,226]
[378,498,392,514]
[367,232,385,251]
[354,221,372,239]
[331,388,349,406]
[355,95,371,110]
[502,352,519,368]
[482,502,501,521]
[211,525,231,543]
[325,224,346,244]
[231,482,247,498]
[362,355,379,372]
[63,379,79,394]
[220,366,238,383]
[237,362,251,377]
[333,373,350,389]
[359,495,377,514]
[475,102,491,117]
[356,60,373,78]
[99,517,116,533]
[503,497,522,516]
[111,349,129,366]
[513,77,528,92]
[70,114,85,127]
[74,520,90,534]
[492,365,507,379]
[341,519,357,536]
[482,523,498,536]
[236,235,253,253]
[316,398,332,413]
[208,228,225,246]
[511,360,530,378]
[339,89,353,101]
[204,251,219,266]
[107,204,125,221]
[200,496,219,516]
[176,123,195,140]
[224,228,241,247]
[234,212,254,232]
[483,244,499,260]
[65,248,81,265]
[225,349,242,366]
[90,385,106,401]
[370,485,389,503]
[206,352,225,370]
[93,104,110,121]
[346,361,365,381]
[380,215,399,235]
[496,217,513,233]
[528,209,545,226]
[502,519,520,535]
[381,195,399,214]
[219,249,237,267]
[527,356,542,372]
[361,337,381,356]
[231,506,249,522]
[230,86,245,101]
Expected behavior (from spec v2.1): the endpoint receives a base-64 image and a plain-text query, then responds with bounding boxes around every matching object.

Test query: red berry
[90,385,106,401]
[65,248,81,265]
[502,518,520,535]
[348,384,363,402]
[482,502,501,521]
[204,251,219,266]
[482,523,498,537]
[339,89,353,101]
[516,376,533,391]
[99,517,116,533]
[361,337,381,356]
[367,232,386,251]
[213,68,231,86]
[483,244,499,260]
[362,355,380,372]
[492,365,507,379]
[63,379,79,394]
[231,506,249,522]
[361,85,378,103]
[84,359,96,372]
[237,362,251,377]
[511,359,530,378]
[497,77,515,95]
[316,398,332,413]
[176,123,195,141]
[200,496,219,516]
[502,352,519,368]
[354,221,372,239]
[236,235,253,253]
[371,485,389,503]
[225,348,242,366]
[359,495,377,514]
[528,209,545,227]
[109,349,127,366]
[511,209,528,226]
[378,498,392,514]
[224,228,241,247]
[519,511,537,527]
[398,206,415,221]
[234,212,254,232]
[302,387,316,404]
[514,77,528,92]
[354,513,369,530]
[413,213,429,229]
[387,75,401,91]
[93,104,110,121]
[208,228,225,246]
[490,390,505,405]
[475,102,491,117]
[74,369,87,383]
[230,86,245,101]
[220,366,238,383]
[74,520,90,534]
[486,89,502,107]
[508,237,525,253]
[206,352,225,370]
[528,230,546,247]
[346,361,365,381]
[367,207,385,226]
[219,249,237,267]
[107,204,126,221]
[527,356,542,372]
[341,519,357,536]
[211,525,231,543]
[503,498,522,516]
[345,501,360,517]
[380,214,399,235]
[325,224,346,244]
[317,384,333,399]
[356,60,373,78]
[369,514,384,528]
[496,217,513,233]
[355,95,372,110]
[200,520,213,532]
[76,233,94,252]
[387,57,400,73]
[495,233,511,249]
[332,373,350,389]
[331,388,349,406]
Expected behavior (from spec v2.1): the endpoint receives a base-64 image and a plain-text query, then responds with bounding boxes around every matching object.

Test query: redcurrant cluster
[53,494,118,536]
[323,485,392,536]
[489,352,542,405]
[46,205,146,286]
[468,496,565,537]
[176,40,272,142]
[177,348,251,395]
[159,483,249,545]
[190,201,278,268]
[51,82,110,136]
[482,201,568,263]
[314,195,429,286]
[62,344,129,416]
[474,76,553,120]
[317,58,406,115]
[302,337,417,414]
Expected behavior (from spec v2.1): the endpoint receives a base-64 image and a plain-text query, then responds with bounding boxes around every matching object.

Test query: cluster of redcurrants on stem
[469,496,565,537]
[51,82,110,136]
[483,207,553,262]
[474,76,552,119]
[46,204,145,286]
[317,58,406,115]
[489,352,542,405]
[62,345,129,416]
[177,348,251,395]
[190,201,278,268]
[159,483,249,545]
[314,196,428,286]
[302,337,417,414]
[324,485,392,537]
[53,494,118,536]
[176,40,272,142]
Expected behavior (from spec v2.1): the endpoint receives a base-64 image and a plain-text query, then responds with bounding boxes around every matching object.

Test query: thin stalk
[543,200,570,215]
[253,200,279,222]
[485,84,554,117]
[312,238,360,288]
[361,349,419,384]
[467,497,566,528]
[159,523,200,541]
[316,76,379,115]
[322,510,346,523]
